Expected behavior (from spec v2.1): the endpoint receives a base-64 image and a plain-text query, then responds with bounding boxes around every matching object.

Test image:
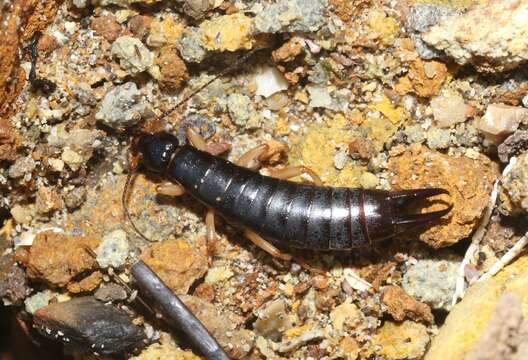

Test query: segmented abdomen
[168,146,369,250]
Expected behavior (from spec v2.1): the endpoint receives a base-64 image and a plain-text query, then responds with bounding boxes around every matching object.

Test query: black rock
[33,296,146,355]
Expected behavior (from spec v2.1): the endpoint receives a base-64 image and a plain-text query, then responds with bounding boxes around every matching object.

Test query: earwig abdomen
[167,145,396,250]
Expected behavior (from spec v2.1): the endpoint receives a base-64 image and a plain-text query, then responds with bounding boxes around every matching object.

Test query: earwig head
[135,132,180,173]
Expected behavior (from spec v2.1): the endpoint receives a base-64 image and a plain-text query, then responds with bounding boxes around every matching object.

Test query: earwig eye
[136,132,179,173]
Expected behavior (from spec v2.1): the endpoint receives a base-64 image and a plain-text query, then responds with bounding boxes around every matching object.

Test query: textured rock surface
[426,256,528,360]
[423,0,528,72]
[389,145,499,248]
[500,152,528,215]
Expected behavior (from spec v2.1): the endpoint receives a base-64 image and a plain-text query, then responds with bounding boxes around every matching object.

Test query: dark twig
[27,31,56,95]
[130,261,230,360]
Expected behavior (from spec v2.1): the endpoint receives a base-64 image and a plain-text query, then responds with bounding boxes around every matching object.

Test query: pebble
[499,152,528,215]
[61,148,84,171]
[35,186,62,215]
[372,320,429,360]
[227,93,260,128]
[157,47,189,91]
[25,232,99,287]
[10,204,33,224]
[402,257,459,311]
[64,186,87,209]
[95,229,129,268]
[329,299,361,332]
[254,65,289,98]
[111,36,153,74]
[140,238,208,294]
[381,285,433,324]
[254,299,292,340]
[24,290,55,314]
[204,266,234,284]
[477,104,528,143]
[423,0,528,72]
[0,254,27,305]
[426,127,451,149]
[254,0,328,34]
[8,157,35,179]
[498,130,528,163]
[95,82,148,129]
[94,282,128,302]
[90,14,122,42]
[33,296,146,355]
[307,85,335,109]
[430,90,469,128]
[359,172,378,189]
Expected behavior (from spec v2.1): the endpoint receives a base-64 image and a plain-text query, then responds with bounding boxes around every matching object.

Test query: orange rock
[67,271,103,294]
[396,59,448,98]
[141,238,208,294]
[389,145,499,248]
[156,47,189,91]
[91,14,122,42]
[339,336,360,359]
[381,285,434,324]
[272,38,303,63]
[26,232,100,287]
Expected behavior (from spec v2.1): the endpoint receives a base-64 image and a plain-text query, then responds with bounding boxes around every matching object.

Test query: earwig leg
[156,183,186,197]
[186,128,208,151]
[236,144,270,170]
[205,208,217,259]
[244,229,292,261]
[265,166,323,186]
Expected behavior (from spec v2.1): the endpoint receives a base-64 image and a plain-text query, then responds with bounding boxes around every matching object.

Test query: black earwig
[131,133,452,250]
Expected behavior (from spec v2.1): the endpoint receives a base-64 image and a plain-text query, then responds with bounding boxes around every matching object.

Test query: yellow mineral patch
[201,13,254,52]
[372,320,430,360]
[361,116,398,151]
[371,95,405,125]
[367,10,400,47]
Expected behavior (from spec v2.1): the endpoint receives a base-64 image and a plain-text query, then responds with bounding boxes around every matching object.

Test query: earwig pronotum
[122,49,453,261]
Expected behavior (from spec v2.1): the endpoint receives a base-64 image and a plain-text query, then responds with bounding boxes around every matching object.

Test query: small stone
[395,59,447,98]
[64,186,87,209]
[128,15,153,40]
[0,254,27,305]
[381,285,434,324]
[498,130,528,163]
[339,337,359,359]
[359,172,378,189]
[348,137,376,160]
[96,229,129,268]
[307,85,334,109]
[272,38,303,62]
[205,266,234,284]
[477,104,528,143]
[131,340,201,360]
[329,299,361,332]
[91,15,121,42]
[24,290,55,314]
[33,297,146,354]
[95,282,128,302]
[423,0,528,72]
[35,186,63,215]
[95,82,148,129]
[402,257,459,311]
[372,320,429,360]
[227,93,259,128]
[254,65,289,98]
[499,152,528,215]
[254,0,328,34]
[141,238,208,294]
[254,299,292,339]
[177,0,214,20]
[61,148,84,171]
[10,204,33,224]
[177,28,207,63]
[48,158,64,172]
[430,90,469,128]
[333,149,348,170]
[111,36,153,74]
[426,128,451,149]
[25,232,99,287]
[156,47,189,91]
[200,13,254,52]
[67,271,103,294]
[8,157,35,179]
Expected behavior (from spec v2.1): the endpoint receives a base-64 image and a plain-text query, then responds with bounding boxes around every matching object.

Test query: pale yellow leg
[244,229,292,261]
[205,208,217,258]
[156,183,186,196]
[186,127,208,151]
[266,165,323,186]
[236,144,269,170]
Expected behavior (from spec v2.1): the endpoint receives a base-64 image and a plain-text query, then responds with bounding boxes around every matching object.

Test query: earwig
[130,132,452,252]
[122,48,453,257]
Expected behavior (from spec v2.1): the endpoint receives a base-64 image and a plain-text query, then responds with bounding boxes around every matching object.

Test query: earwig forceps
[131,261,230,360]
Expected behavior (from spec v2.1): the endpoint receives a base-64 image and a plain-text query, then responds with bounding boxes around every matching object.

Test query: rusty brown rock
[381,285,434,324]
[26,232,99,287]
[140,238,207,294]
[35,185,63,214]
[389,145,499,248]
[0,254,28,305]
[395,59,448,98]
[67,271,103,294]
[91,14,122,42]
[156,47,189,91]
[272,38,303,62]
[348,136,376,161]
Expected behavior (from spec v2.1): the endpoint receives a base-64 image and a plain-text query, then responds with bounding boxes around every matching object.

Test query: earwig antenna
[159,47,262,120]
[122,151,156,242]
